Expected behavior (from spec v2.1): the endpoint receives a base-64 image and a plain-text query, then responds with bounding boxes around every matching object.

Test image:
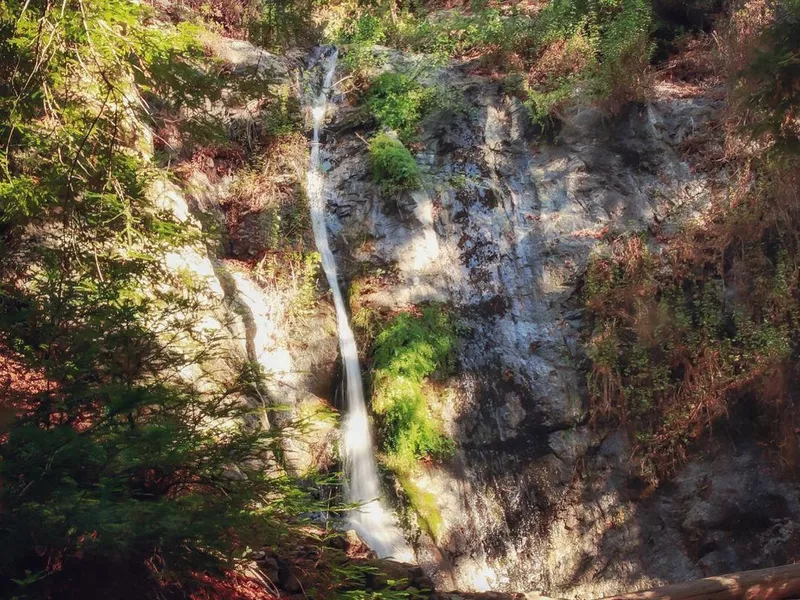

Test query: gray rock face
[317,59,800,597]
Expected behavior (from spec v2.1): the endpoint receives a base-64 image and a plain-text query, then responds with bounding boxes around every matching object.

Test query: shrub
[592,0,655,103]
[532,0,654,109]
[735,0,800,154]
[584,228,794,483]
[247,0,319,50]
[368,134,421,195]
[525,84,574,132]
[336,11,387,45]
[391,8,537,64]
[371,306,456,471]
[378,0,656,121]
[367,72,434,142]
[334,12,389,92]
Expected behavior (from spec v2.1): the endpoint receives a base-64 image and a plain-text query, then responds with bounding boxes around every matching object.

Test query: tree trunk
[601,563,800,600]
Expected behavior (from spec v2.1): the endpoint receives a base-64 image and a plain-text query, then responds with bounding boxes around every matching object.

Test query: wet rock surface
[316,55,800,598]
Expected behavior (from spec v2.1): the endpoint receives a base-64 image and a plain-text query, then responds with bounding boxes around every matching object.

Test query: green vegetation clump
[371,306,456,471]
[335,13,389,89]
[735,0,800,154]
[349,292,456,539]
[292,250,323,318]
[368,134,421,194]
[367,72,433,142]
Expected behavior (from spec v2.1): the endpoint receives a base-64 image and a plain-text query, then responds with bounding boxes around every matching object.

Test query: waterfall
[306,48,413,562]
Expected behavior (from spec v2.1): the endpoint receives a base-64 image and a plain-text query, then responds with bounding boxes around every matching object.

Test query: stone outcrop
[314,51,800,598]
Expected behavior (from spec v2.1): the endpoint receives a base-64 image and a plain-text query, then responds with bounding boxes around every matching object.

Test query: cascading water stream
[306,48,413,562]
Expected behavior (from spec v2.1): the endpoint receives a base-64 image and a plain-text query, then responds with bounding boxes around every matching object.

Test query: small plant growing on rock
[369,305,457,538]
[367,72,434,142]
[371,305,456,470]
[368,134,421,195]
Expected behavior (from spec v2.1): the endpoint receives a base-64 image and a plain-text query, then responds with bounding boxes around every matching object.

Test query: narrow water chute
[306,48,412,562]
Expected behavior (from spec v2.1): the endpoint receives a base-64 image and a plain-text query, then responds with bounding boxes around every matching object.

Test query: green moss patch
[371,306,456,472]
[368,134,421,195]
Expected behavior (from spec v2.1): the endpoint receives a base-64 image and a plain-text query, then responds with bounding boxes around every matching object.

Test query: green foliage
[525,84,574,131]
[736,0,800,154]
[391,7,536,63]
[0,1,326,596]
[335,13,389,88]
[367,72,434,142]
[371,306,456,471]
[135,20,222,110]
[389,0,654,89]
[0,247,325,597]
[338,12,388,46]
[530,0,653,108]
[584,231,794,483]
[368,134,421,195]
[593,0,654,97]
[333,0,655,122]
[248,0,318,50]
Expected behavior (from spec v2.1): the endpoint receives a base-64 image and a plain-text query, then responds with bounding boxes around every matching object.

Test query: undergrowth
[583,0,800,487]
[584,232,793,483]
[326,0,657,120]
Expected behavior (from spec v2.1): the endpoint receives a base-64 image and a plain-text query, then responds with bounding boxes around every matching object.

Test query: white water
[306,49,413,562]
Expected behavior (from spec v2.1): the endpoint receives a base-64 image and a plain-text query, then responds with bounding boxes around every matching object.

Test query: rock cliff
[313,49,800,598]
[165,38,800,599]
